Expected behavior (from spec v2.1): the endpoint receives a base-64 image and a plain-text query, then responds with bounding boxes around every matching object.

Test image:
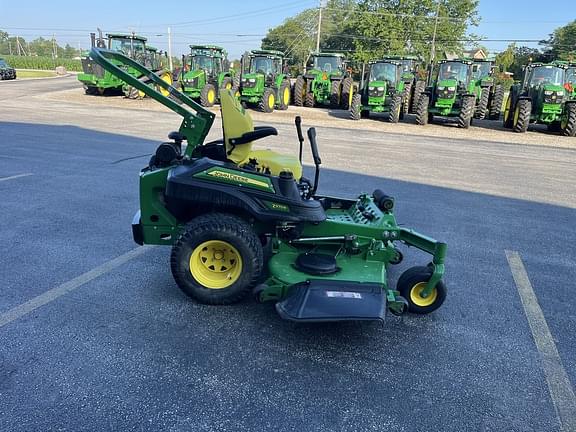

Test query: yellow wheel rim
[189,240,242,289]
[268,93,275,109]
[409,282,437,307]
[225,82,232,90]
[349,90,353,107]
[208,89,216,104]
[504,96,511,121]
[158,72,172,97]
[283,87,290,105]
[138,89,146,98]
[513,104,520,126]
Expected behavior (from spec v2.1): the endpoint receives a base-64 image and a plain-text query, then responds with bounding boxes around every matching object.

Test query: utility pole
[168,26,173,71]
[52,34,57,59]
[315,0,323,52]
[8,38,12,55]
[430,0,441,64]
[16,35,21,56]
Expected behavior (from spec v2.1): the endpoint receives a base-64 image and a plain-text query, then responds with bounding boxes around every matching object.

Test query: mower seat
[220,90,303,180]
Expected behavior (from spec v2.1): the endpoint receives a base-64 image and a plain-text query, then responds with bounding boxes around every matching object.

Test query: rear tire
[513,99,531,133]
[561,102,576,137]
[474,87,489,119]
[171,213,264,305]
[411,80,426,114]
[200,83,216,107]
[503,95,513,129]
[350,93,362,120]
[278,80,290,110]
[489,84,504,120]
[220,76,233,93]
[340,77,353,109]
[402,82,412,116]
[330,80,341,108]
[388,94,402,123]
[305,91,315,108]
[415,94,429,125]
[458,95,475,129]
[294,76,306,106]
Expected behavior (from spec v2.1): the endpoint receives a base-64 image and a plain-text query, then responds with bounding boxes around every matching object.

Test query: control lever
[307,127,321,198]
[295,116,305,163]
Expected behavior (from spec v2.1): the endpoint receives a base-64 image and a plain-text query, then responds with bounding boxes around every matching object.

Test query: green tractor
[78,29,172,97]
[349,60,406,122]
[179,45,236,107]
[293,52,354,109]
[471,59,504,120]
[383,55,426,115]
[238,50,291,113]
[90,47,449,323]
[503,62,576,136]
[415,59,478,128]
[565,64,576,100]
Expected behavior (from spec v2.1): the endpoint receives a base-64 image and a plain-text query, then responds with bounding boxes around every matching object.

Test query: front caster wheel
[397,266,447,314]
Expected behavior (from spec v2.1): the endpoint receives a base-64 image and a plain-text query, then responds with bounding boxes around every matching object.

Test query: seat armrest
[229,126,278,146]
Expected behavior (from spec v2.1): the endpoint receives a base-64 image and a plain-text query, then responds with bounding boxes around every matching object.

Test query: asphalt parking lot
[1,76,575,432]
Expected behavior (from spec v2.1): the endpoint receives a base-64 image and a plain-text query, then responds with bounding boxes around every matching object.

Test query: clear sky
[0,0,573,59]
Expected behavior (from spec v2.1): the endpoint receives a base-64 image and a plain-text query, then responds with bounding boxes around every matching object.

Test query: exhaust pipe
[90,33,96,48]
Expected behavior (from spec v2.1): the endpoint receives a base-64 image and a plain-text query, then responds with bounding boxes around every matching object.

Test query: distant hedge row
[1,55,82,72]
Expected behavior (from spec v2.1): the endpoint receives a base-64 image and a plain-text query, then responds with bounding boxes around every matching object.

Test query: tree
[495,43,515,72]
[540,20,576,61]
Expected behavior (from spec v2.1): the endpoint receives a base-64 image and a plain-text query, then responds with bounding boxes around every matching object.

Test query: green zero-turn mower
[383,55,426,115]
[415,59,478,128]
[238,50,291,113]
[471,59,504,120]
[78,29,172,98]
[503,62,576,136]
[91,47,448,322]
[349,60,406,123]
[293,52,354,109]
[179,45,236,107]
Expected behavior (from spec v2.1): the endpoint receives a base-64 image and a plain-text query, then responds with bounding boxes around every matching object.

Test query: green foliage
[2,55,82,71]
[495,43,515,71]
[0,30,80,58]
[541,20,576,61]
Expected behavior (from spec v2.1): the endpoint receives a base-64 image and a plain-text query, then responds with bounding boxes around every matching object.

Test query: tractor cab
[430,60,476,105]
[306,53,346,77]
[566,65,576,99]
[383,56,419,81]
[244,50,283,84]
[472,60,496,83]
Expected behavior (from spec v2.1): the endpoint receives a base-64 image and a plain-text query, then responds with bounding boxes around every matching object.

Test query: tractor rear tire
[278,81,291,110]
[503,95,513,129]
[411,80,426,114]
[489,84,504,120]
[200,84,216,107]
[561,102,576,137]
[305,92,315,108]
[513,99,531,133]
[220,77,233,92]
[474,87,490,119]
[389,94,402,123]
[350,93,362,120]
[397,266,447,314]
[330,80,341,108]
[294,76,306,106]
[171,213,264,305]
[84,86,98,95]
[402,82,412,116]
[458,95,475,129]
[340,77,354,109]
[415,94,429,126]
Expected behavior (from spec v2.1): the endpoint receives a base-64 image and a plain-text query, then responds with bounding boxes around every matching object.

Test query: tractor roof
[146,46,158,52]
[527,62,567,69]
[383,55,419,61]
[369,59,401,66]
[469,58,495,63]
[190,45,225,52]
[250,49,284,58]
[310,52,346,58]
[107,33,147,42]
[438,59,473,65]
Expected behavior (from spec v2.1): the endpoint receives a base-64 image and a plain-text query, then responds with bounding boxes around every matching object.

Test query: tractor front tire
[171,213,264,305]
[305,92,315,108]
[474,87,489,119]
[278,81,291,110]
[458,95,475,129]
[259,87,275,113]
[397,266,447,314]
[389,94,402,123]
[200,84,217,107]
[489,84,504,120]
[415,94,429,125]
[402,82,412,116]
[411,80,426,114]
[350,93,362,120]
[513,99,531,133]
[561,102,576,137]
[330,80,341,108]
[220,77,233,92]
[294,76,306,106]
[340,77,354,109]
[503,95,513,129]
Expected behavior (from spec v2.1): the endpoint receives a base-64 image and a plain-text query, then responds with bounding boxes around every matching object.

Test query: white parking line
[0,173,33,182]
[506,250,576,432]
[0,246,151,328]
